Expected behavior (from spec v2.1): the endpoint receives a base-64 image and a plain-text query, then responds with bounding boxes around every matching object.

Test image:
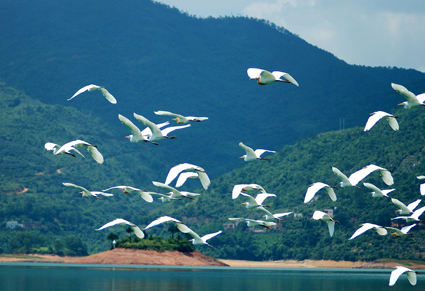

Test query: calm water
[0,263,422,291]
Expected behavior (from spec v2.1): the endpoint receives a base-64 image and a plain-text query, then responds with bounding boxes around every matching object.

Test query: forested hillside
[1,0,425,261]
[1,81,425,261]
[1,0,424,178]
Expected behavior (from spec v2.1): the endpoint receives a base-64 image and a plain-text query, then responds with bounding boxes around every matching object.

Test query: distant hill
[1,0,425,178]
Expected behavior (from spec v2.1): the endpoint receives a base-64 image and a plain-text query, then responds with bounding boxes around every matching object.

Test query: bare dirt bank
[1,251,425,269]
[0,249,228,267]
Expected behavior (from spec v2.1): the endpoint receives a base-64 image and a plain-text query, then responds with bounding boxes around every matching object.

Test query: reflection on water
[0,263,422,291]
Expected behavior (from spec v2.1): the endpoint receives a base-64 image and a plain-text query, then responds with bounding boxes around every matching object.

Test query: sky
[155,0,425,72]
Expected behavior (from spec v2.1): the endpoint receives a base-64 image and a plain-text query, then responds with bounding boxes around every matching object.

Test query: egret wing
[62,182,88,192]
[160,124,191,136]
[99,87,117,104]
[247,68,263,79]
[272,71,299,86]
[176,172,199,187]
[201,230,222,242]
[87,145,104,164]
[389,266,411,286]
[154,110,184,119]
[118,114,143,137]
[68,84,100,101]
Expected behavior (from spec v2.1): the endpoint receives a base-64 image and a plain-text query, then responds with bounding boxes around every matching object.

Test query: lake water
[0,263,422,291]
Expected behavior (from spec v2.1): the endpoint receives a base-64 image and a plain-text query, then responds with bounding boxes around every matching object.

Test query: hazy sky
[155,0,425,72]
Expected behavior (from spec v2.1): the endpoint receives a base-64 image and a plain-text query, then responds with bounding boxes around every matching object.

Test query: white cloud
[156,0,425,71]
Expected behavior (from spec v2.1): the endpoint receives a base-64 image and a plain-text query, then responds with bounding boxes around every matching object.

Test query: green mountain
[1,0,424,178]
[1,0,425,261]
[1,81,425,262]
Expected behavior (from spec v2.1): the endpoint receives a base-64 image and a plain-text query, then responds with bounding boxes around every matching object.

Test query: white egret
[133,113,190,142]
[239,142,276,162]
[152,181,201,200]
[392,205,425,223]
[391,198,421,215]
[385,224,416,237]
[96,218,144,239]
[164,163,210,190]
[247,68,299,86]
[102,185,156,203]
[48,140,104,164]
[239,192,276,209]
[118,114,166,145]
[332,164,393,187]
[62,182,113,199]
[228,218,276,229]
[304,182,337,203]
[312,210,339,237]
[392,83,425,109]
[154,110,208,124]
[183,227,222,247]
[258,207,292,221]
[364,111,399,131]
[349,223,387,240]
[363,182,395,198]
[232,184,266,199]
[389,266,418,286]
[417,176,425,195]
[68,84,117,104]
[45,142,84,158]
[144,216,190,232]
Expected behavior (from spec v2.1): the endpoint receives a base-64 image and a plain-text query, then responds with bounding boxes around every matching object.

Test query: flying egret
[392,83,425,109]
[363,182,395,198]
[154,110,208,124]
[312,210,339,237]
[62,182,113,199]
[239,142,276,162]
[183,227,222,247]
[247,68,299,86]
[332,164,394,187]
[45,142,84,158]
[118,114,167,145]
[239,192,276,209]
[48,140,104,164]
[164,163,210,190]
[258,206,292,221]
[304,182,337,203]
[144,216,190,232]
[102,185,157,203]
[152,181,201,200]
[417,176,425,195]
[68,84,117,104]
[349,223,387,240]
[391,198,421,215]
[385,224,416,237]
[232,184,266,199]
[96,218,144,239]
[133,113,190,142]
[228,218,276,229]
[391,205,425,223]
[389,266,418,286]
[364,111,399,131]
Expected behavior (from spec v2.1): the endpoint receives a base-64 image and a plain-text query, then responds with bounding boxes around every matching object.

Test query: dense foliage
[115,235,195,253]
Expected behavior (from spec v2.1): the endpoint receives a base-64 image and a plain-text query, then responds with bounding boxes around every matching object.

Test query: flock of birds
[42,69,424,286]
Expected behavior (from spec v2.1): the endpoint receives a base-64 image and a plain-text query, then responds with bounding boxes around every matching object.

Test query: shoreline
[1,253,425,269]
